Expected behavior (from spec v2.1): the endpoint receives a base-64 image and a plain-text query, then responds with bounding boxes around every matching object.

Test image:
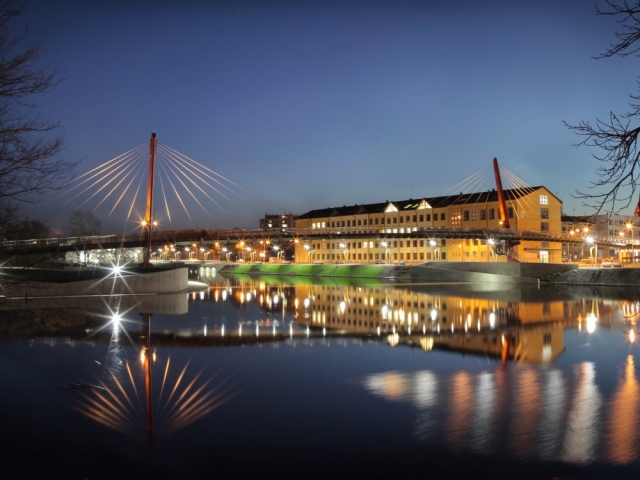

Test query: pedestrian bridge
[0,226,634,256]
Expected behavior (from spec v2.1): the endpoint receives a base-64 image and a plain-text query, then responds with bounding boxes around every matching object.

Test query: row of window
[311,240,447,250]
[316,252,449,261]
[312,213,449,229]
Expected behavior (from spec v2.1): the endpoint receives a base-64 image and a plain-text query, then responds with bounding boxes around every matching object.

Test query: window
[413,240,418,247]
[434,213,439,221]
[413,215,417,222]
[420,240,424,247]
[541,222,549,231]
[347,220,350,227]
[463,210,469,221]
[413,253,418,260]
[399,216,404,223]
[331,222,335,227]
[419,215,424,222]
[406,216,410,222]
[441,239,446,246]
[341,221,345,227]
[420,252,424,260]
[387,218,391,224]
[441,252,447,260]
[472,210,478,221]
[489,209,495,220]
[508,207,514,218]
[441,213,445,220]
[369,219,373,225]
[541,208,549,219]
[393,217,397,223]
[426,214,431,221]
[481,209,486,220]
[540,194,548,205]
[375,218,379,225]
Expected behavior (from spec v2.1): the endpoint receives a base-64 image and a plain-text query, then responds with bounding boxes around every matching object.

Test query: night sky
[18,0,640,233]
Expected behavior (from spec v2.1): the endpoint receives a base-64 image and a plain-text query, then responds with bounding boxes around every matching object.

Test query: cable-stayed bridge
[3,134,635,261]
[0,226,633,257]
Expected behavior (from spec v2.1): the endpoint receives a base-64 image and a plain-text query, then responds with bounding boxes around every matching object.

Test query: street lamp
[487,238,495,262]
[303,244,315,263]
[429,239,439,262]
[626,222,636,263]
[381,241,390,264]
[586,236,597,267]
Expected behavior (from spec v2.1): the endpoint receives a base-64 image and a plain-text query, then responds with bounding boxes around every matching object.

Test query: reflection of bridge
[0,225,634,256]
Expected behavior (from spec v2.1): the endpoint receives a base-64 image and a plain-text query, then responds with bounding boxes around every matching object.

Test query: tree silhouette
[67,210,101,237]
[0,0,75,237]
[566,1,640,213]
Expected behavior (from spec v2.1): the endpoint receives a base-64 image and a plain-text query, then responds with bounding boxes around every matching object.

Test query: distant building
[562,214,639,262]
[259,213,296,231]
[294,186,562,264]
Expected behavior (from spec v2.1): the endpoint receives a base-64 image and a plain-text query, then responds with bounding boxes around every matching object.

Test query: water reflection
[606,355,640,464]
[4,270,640,471]
[561,362,602,464]
[70,314,235,446]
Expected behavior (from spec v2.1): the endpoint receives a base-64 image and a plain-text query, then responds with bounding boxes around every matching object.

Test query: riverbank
[218,262,640,286]
[218,263,411,279]
[544,267,640,286]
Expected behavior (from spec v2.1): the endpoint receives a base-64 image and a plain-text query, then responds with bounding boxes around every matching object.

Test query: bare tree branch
[566,1,640,214]
[0,0,76,238]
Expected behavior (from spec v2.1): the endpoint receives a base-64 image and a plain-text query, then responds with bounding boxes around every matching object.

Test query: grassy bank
[219,263,387,278]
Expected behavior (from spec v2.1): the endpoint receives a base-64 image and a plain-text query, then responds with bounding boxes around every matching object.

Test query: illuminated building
[294,186,562,264]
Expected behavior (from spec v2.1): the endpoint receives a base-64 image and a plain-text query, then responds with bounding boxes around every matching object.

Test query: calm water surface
[1,266,640,478]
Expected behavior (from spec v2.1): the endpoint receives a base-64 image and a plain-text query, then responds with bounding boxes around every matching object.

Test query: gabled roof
[298,186,557,219]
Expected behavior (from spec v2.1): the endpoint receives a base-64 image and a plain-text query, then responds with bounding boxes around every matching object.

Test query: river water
[1,266,640,478]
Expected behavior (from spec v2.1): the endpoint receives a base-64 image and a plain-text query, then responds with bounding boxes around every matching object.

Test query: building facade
[259,213,296,231]
[294,186,562,264]
[562,214,640,263]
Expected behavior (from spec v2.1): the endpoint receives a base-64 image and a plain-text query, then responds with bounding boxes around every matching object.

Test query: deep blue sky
[18,0,640,233]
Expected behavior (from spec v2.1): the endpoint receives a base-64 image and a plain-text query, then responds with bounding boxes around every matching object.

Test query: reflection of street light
[487,238,495,262]
[586,312,597,334]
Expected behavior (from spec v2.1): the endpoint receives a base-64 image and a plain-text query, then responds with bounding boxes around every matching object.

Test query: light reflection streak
[470,372,496,455]
[561,362,602,464]
[606,355,639,464]
[447,372,474,451]
[537,369,566,461]
[511,369,541,457]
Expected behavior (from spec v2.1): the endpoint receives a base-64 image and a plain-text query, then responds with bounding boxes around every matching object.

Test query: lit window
[540,194,548,205]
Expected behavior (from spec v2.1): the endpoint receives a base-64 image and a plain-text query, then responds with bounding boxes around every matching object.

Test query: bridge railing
[1,225,637,252]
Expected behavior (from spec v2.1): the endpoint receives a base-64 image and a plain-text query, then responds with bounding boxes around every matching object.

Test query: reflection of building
[434,324,565,363]
[294,186,562,264]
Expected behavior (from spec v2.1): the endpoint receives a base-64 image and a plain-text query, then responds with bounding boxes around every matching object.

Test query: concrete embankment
[218,262,582,284]
[547,267,640,286]
[0,264,199,297]
[218,263,410,279]
[411,262,577,285]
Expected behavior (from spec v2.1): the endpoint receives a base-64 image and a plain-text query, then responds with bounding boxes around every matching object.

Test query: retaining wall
[411,262,577,285]
[2,266,189,297]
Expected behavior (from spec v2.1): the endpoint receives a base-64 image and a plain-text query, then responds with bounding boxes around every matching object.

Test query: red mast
[493,157,519,262]
[142,133,156,267]
[493,158,509,229]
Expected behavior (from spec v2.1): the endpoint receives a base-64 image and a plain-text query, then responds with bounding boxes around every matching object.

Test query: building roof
[297,186,556,219]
